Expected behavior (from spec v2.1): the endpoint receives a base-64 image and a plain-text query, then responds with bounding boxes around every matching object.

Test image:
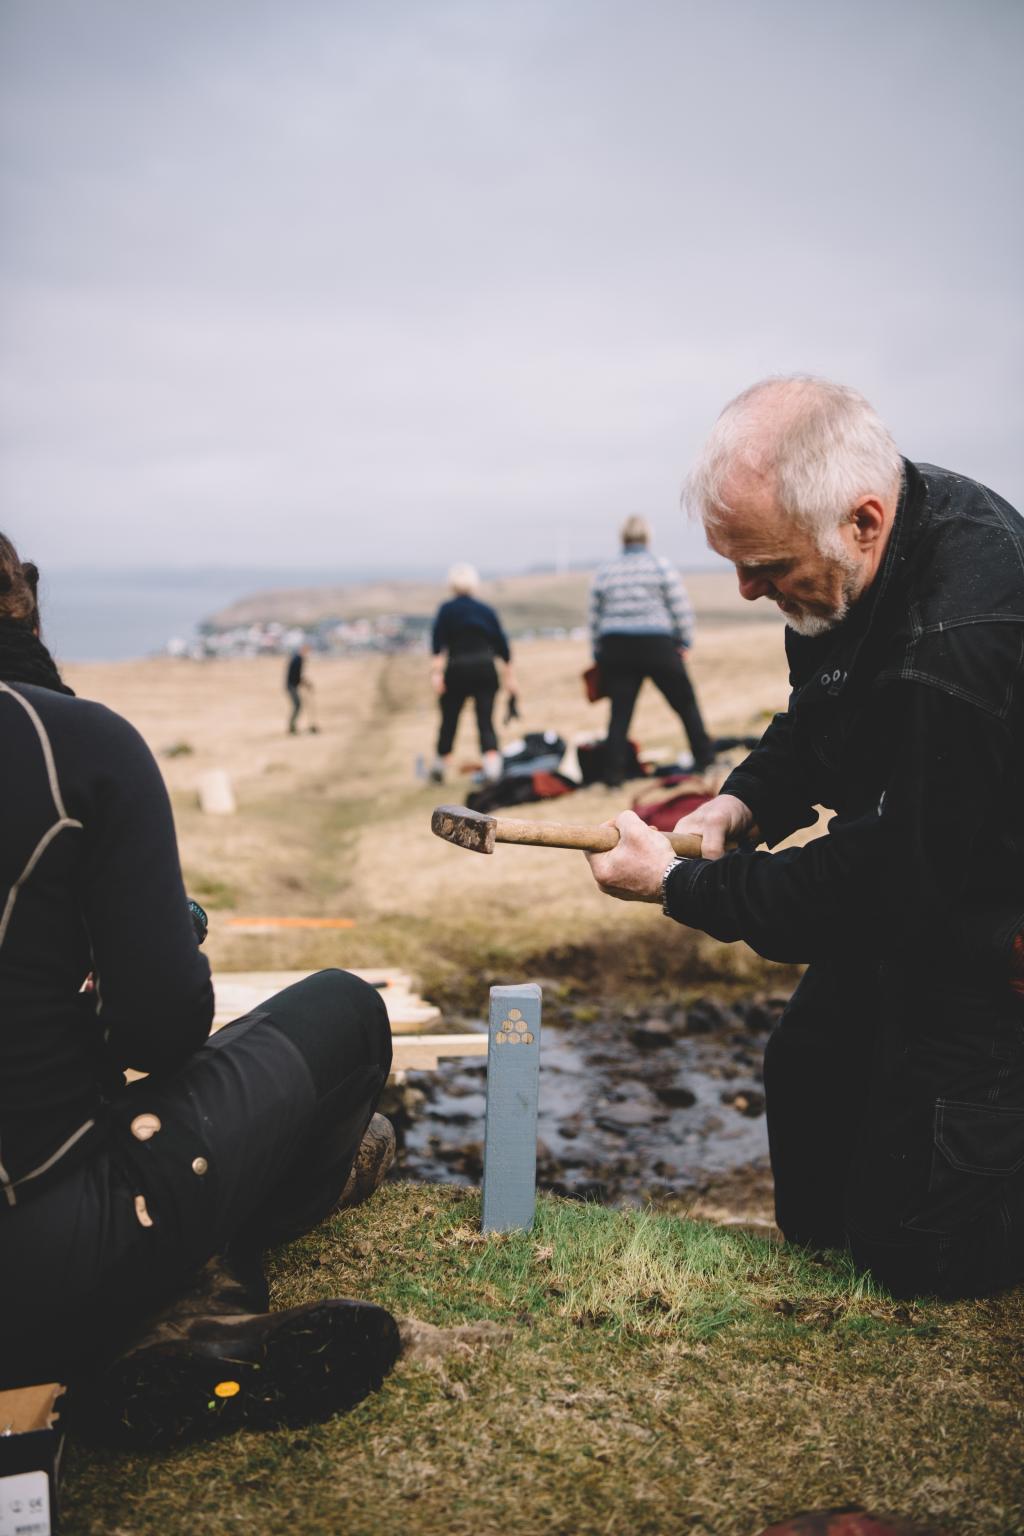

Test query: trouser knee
[264,968,392,1094]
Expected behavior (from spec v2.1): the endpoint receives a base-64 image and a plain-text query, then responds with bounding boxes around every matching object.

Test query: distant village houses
[167,613,434,660]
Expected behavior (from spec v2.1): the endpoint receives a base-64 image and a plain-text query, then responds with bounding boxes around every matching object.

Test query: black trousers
[287,683,303,730]
[765,958,1024,1297]
[0,970,392,1386]
[437,658,499,756]
[598,633,713,783]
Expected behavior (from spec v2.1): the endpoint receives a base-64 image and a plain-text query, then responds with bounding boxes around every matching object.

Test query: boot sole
[69,1299,401,1449]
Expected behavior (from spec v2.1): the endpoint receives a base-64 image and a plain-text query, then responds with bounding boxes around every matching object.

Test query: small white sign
[0,1470,51,1536]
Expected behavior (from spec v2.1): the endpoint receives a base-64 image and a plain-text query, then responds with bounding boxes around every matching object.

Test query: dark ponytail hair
[0,533,71,693]
[0,534,40,630]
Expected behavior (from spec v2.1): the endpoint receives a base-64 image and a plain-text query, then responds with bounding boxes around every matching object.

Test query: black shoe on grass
[67,1298,401,1450]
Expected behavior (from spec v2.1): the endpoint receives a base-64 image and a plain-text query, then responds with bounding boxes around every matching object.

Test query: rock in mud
[655,1084,698,1109]
[683,999,728,1032]
[596,1100,665,1132]
[742,995,788,1032]
[630,1018,674,1049]
[722,1089,766,1117]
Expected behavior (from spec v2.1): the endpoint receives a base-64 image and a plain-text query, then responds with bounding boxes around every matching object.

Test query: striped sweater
[588,548,695,652]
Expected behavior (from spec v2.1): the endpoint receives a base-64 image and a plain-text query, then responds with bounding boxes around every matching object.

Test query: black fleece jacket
[0,681,213,1205]
[664,461,1024,977]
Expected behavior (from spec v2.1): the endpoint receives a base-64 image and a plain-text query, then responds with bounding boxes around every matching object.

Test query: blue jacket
[432,595,510,663]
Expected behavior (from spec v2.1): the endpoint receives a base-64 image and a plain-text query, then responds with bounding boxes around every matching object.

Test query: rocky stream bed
[385,990,791,1223]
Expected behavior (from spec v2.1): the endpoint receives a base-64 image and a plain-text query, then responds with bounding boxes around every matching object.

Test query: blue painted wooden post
[481,983,542,1233]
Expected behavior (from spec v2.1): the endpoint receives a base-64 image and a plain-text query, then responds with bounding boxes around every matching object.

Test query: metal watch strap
[661,856,687,916]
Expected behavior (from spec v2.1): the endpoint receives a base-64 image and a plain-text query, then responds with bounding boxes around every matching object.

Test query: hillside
[205,567,781,634]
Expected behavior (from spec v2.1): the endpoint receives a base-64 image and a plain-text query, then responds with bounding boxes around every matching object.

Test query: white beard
[783,603,849,638]
[782,545,862,637]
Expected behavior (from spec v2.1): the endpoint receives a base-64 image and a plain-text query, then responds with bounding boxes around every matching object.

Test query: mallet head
[431,804,497,855]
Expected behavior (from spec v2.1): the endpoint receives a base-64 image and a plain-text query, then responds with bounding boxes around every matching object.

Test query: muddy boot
[65,1253,400,1449]
[335,1113,396,1212]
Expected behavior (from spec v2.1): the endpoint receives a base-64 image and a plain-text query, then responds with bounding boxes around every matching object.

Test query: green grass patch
[61,1185,1024,1536]
[182,872,239,910]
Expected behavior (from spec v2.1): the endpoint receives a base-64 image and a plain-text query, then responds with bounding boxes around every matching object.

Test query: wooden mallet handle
[492,817,705,859]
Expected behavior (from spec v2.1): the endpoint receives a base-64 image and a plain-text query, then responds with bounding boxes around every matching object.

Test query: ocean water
[36,565,400,662]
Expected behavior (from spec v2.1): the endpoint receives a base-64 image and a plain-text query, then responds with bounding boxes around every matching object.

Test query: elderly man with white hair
[587,376,1024,1299]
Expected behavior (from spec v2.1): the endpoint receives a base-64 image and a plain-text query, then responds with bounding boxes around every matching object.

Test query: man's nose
[737,570,770,601]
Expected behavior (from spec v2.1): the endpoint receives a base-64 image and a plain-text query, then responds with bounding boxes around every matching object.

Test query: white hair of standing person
[682,376,903,552]
[620,514,650,547]
[448,562,480,596]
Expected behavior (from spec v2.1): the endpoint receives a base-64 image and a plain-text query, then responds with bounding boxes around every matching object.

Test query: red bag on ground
[632,786,712,832]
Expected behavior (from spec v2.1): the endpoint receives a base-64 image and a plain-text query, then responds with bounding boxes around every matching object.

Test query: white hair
[683,376,903,548]
[448,562,480,596]
[620,514,650,546]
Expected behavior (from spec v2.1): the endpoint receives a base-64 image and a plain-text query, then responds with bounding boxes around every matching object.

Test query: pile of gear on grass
[455,728,760,827]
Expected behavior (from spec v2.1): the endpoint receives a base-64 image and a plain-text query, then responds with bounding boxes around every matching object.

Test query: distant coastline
[41,560,754,663]
[39,563,435,662]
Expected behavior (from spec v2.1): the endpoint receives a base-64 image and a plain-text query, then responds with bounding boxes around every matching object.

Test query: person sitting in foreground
[0,534,399,1446]
[586,377,1024,1300]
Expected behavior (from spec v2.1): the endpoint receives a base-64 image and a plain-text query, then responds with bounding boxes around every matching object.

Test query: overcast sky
[1,0,1021,576]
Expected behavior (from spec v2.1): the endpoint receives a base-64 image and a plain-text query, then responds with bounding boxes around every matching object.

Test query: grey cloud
[1,0,1022,573]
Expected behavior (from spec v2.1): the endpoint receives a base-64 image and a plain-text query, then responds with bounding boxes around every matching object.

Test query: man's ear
[851,496,887,548]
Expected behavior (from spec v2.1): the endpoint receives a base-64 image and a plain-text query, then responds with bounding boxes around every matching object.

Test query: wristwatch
[660,856,688,916]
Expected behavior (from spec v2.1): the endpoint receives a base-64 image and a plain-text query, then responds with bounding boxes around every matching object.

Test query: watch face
[187,899,209,944]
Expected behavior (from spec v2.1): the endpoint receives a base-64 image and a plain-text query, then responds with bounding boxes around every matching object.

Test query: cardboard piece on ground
[0,1384,65,1536]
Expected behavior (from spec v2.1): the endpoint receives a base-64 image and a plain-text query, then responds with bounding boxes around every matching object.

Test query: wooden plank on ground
[391,1033,488,1071]
[210,971,441,1033]
[123,970,479,1082]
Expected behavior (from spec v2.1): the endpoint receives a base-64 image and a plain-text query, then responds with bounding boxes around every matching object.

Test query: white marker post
[481,983,542,1233]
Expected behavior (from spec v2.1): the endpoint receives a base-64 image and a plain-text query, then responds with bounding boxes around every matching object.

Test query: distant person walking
[429,565,515,783]
[589,516,714,786]
[285,644,312,734]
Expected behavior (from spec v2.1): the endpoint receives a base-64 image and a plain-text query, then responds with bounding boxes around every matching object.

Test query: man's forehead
[705,494,812,566]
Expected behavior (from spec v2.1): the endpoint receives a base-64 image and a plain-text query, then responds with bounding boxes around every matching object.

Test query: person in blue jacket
[429,564,516,783]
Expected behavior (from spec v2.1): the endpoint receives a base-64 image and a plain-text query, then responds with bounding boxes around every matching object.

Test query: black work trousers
[764,958,1024,1297]
[437,658,499,756]
[598,633,713,784]
[0,969,392,1386]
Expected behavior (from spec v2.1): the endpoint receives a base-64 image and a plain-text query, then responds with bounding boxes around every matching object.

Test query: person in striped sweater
[589,515,714,786]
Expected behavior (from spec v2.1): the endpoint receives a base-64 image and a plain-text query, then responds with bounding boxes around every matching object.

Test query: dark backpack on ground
[576,738,643,785]
[466,771,576,813]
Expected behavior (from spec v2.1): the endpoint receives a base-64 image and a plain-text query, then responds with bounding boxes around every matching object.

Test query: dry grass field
[56,578,1024,1535]
[65,572,800,1005]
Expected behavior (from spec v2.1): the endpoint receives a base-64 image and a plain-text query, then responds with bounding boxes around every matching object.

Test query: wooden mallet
[431,803,707,858]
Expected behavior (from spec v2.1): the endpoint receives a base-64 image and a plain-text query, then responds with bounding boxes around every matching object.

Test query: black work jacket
[665,460,1024,976]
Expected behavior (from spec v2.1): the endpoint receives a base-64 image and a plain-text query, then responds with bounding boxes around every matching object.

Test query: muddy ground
[387,987,787,1230]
